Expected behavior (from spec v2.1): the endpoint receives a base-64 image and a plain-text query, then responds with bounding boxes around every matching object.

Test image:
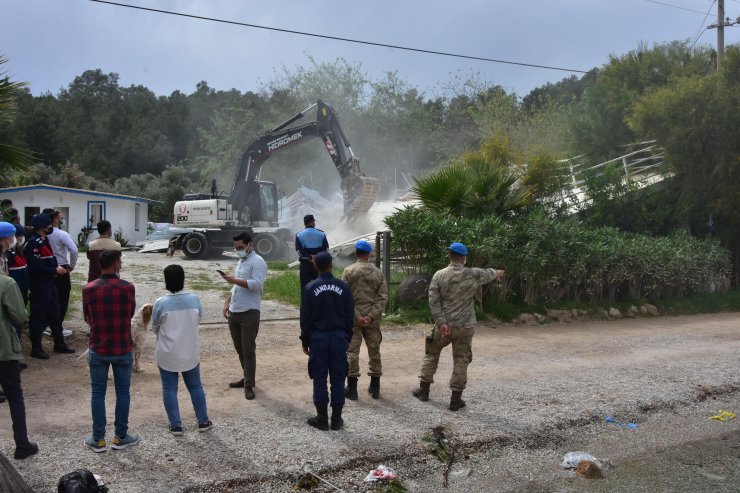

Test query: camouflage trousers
[419,325,474,391]
[347,324,382,378]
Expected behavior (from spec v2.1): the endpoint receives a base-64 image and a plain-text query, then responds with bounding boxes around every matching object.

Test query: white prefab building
[0,184,159,245]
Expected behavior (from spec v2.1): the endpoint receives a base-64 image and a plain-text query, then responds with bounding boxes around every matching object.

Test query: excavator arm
[228,100,380,223]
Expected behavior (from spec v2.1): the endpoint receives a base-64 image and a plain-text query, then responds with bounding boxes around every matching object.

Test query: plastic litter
[561,452,598,469]
[365,464,399,482]
[57,469,108,493]
[604,415,638,429]
[709,410,736,421]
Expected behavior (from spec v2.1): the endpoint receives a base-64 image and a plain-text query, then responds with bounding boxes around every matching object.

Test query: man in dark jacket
[23,214,74,359]
[300,252,354,431]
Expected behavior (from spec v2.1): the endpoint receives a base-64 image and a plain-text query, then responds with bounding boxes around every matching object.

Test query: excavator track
[342,175,381,213]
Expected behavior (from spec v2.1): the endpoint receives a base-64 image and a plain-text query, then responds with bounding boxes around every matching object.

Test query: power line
[644,0,713,15]
[88,0,593,76]
[690,0,717,49]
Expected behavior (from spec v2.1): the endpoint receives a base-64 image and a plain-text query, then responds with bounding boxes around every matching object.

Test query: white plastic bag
[561,451,597,469]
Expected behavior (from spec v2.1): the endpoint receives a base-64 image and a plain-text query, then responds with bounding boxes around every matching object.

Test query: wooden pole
[718,0,725,69]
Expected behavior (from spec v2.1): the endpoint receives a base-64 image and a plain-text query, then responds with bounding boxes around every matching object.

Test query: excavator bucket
[341,174,381,214]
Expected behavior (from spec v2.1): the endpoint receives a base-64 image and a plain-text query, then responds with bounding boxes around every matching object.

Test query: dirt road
[1,252,738,492]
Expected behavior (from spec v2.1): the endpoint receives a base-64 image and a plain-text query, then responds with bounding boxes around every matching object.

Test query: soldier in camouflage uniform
[341,240,388,400]
[412,242,504,411]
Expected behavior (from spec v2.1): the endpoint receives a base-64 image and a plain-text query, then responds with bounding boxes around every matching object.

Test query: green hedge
[384,206,731,305]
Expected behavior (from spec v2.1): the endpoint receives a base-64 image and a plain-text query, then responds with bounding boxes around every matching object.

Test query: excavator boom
[229,100,379,223]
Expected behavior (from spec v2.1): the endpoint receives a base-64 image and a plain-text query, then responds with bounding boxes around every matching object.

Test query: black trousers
[299,261,318,297]
[0,360,29,446]
[55,273,72,324]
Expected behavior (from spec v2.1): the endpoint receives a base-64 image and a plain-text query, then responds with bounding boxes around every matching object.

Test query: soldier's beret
[448,242,468,255]
[0,222,15,239]
[355,240,372,253]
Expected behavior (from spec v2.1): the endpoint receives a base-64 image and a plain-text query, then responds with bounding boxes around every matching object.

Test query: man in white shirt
[45,209,78,337]
[220,232,267,400]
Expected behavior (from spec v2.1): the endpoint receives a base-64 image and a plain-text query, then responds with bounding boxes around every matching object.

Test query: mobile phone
[216,269,226,276]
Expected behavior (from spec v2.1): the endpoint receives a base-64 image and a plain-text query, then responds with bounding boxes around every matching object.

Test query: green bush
[385,206,731,307]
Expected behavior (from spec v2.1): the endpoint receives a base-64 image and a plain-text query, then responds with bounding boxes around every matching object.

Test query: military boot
[449,390,466,411]
[344,377,358,400]
[368,376,380,399]
[307,405,329,430]
[330,404,344,430]
[412,380,430,402]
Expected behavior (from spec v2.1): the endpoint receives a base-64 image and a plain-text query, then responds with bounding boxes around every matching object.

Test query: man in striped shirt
[82,249,139,452]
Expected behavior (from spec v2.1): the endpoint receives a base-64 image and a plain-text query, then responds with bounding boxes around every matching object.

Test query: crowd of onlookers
[0,198,123,459]
[1,204,497,480]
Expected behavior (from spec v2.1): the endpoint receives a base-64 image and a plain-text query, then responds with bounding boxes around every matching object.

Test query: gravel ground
[1,250,738,492]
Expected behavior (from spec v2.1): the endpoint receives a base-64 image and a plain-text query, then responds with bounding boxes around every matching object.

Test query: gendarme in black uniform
[300,252,354,431]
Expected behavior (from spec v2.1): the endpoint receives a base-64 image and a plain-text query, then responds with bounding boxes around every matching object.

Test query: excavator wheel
[181,232,210,259]
[253,233,283,260]
[342,175,381,214]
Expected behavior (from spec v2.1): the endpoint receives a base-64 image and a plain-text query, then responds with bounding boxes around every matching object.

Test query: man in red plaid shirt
[82,249,139,453]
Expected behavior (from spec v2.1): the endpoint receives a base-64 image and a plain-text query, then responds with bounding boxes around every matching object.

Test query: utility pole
[718,0,724,69]
[707,0,740,70]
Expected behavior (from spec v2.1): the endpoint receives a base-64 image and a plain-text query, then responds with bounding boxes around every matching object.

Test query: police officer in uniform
[341,240,388,400]
[412,242,504,411]
[24,214,75,359]
[295,215,329,296]
[300,252,354,431]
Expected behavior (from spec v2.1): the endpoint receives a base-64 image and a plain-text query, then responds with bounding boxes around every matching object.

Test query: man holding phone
[219,232,267,400]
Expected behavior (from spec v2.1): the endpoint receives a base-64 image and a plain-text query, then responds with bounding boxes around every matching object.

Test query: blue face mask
[237,250,248,259]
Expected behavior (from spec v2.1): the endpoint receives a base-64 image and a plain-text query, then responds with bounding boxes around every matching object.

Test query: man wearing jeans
[220,232,267,400]
[82,249,139,452]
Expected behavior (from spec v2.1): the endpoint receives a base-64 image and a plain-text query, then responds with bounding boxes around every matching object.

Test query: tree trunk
[0,450,35,492]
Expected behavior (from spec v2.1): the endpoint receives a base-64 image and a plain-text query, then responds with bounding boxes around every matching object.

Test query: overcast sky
[3,0,739,99]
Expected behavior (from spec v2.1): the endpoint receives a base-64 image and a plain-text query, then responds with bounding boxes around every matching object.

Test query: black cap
[30,213,52,230]
[303,214,315,225]
[314,251,332,269]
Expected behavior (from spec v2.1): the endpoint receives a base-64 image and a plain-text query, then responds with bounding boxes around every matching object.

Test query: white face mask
[237,250,248,259]
[8,237,17,250]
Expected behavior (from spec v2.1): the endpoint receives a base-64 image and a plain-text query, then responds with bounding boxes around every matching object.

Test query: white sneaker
[43,328,73,337]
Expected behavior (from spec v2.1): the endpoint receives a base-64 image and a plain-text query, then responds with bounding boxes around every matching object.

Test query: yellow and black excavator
[169,100,380,259]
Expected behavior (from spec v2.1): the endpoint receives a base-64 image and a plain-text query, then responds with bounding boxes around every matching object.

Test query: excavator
[168,100,380,259]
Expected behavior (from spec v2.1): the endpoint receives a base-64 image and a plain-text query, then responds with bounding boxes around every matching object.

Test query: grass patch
[188,271,229,292]
[267,260,291,270]
[264,270,301,306]
[655,288,740,315]
[263,267,346,307]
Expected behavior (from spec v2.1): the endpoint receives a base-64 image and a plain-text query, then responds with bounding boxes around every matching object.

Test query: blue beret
[30,213,52,230]
[0,222,15,238]
[355,240,372,253]
[448,242,468,255]
[14,224,25,236]
[314,251,333,269]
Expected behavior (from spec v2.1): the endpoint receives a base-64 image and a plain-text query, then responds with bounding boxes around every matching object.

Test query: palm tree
[0,55,35,174]
[412,135,531,218]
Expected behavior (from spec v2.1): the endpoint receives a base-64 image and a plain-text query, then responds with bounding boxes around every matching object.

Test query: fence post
[382,230,391,313]
[375,231,382,270]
